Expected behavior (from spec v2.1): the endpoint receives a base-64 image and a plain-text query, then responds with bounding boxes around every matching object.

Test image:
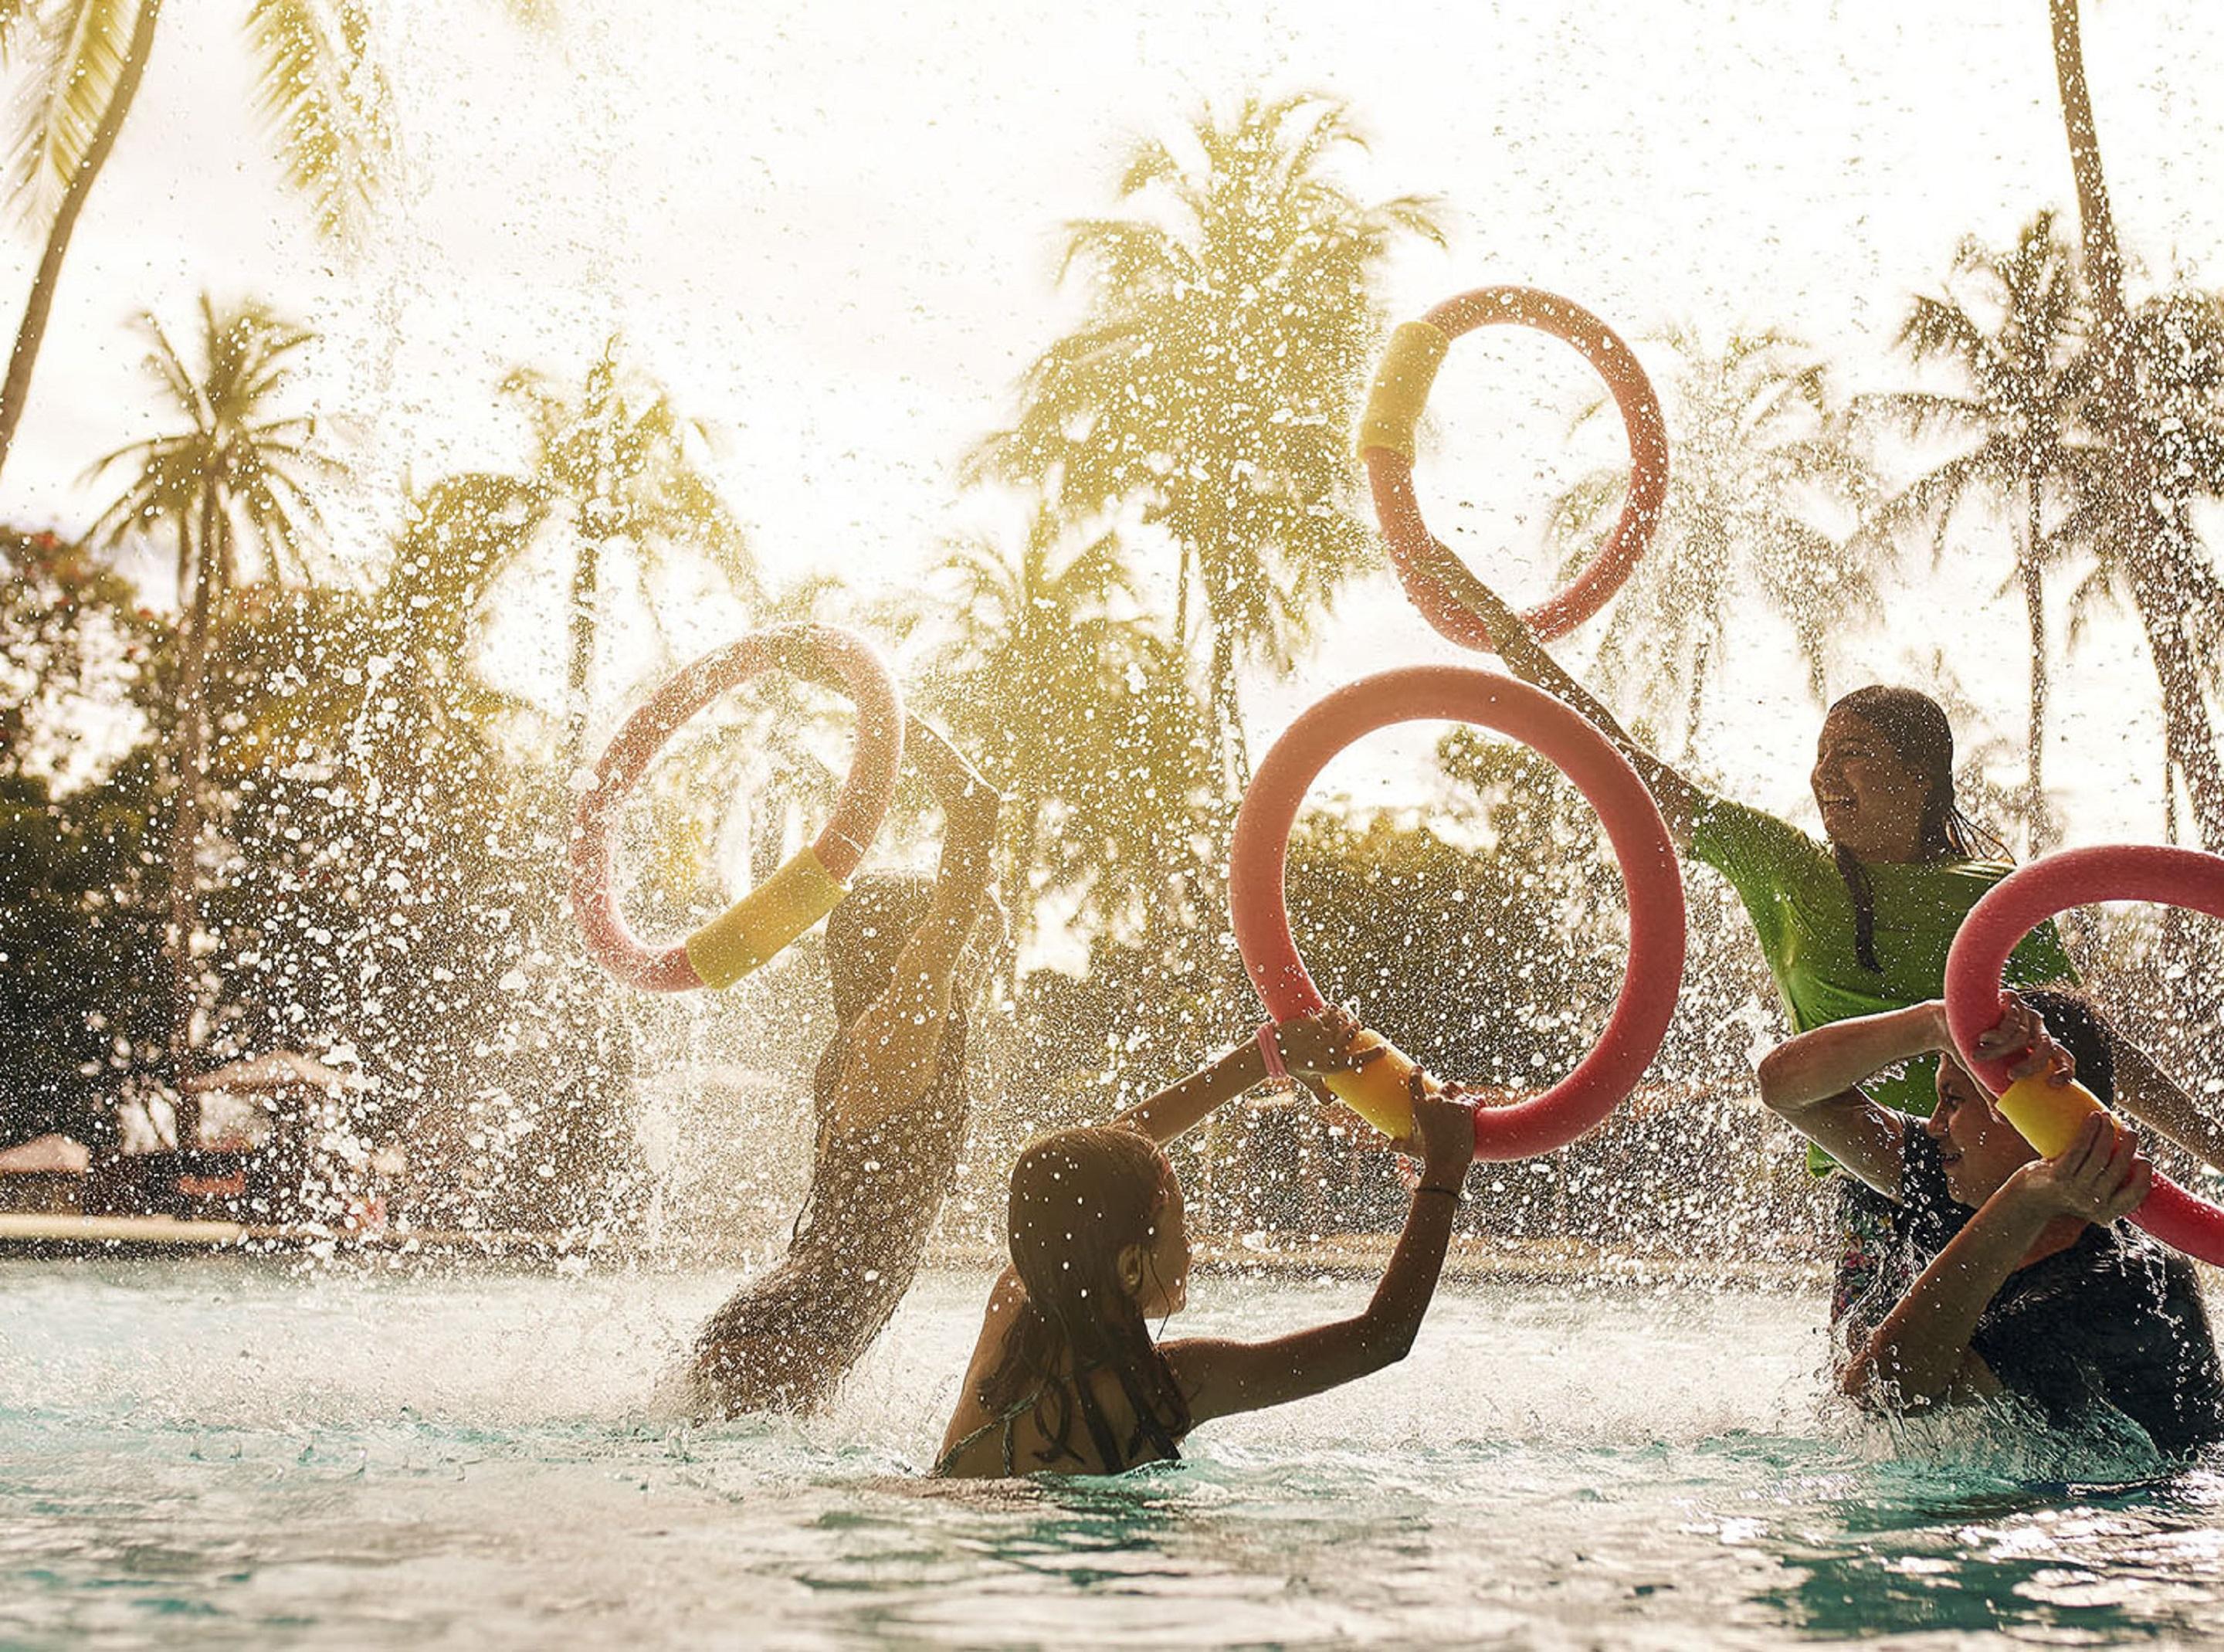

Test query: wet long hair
[2016,987,2117,1105]
[1826,686,2010,972]
[979,1125,1192,1473]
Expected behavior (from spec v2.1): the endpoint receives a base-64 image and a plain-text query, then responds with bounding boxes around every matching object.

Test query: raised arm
[1162,1075,1476,1426]
[1448,568,1704,850]
[1843,1111,2150,1405]
[832,721,999,1131]
[2108,1037,2224,1175]
[1753,1002,1951,1197]
[1114,1006,1387,1145]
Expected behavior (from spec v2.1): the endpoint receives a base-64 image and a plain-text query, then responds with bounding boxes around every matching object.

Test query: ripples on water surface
[2,1259,2220,1648]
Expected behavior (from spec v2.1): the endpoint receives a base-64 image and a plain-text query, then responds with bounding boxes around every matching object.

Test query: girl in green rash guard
[1452,580,2224,1342]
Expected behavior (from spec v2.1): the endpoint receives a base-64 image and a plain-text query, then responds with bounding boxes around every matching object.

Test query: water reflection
[1768,1458,2224,1640]
[5,1268,2223,1648]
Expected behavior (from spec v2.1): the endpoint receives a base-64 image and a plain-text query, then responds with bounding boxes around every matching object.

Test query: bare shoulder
[938,1269,1027,1461]
[956,1269,1027,1382]
[1154,1335,1245,1407]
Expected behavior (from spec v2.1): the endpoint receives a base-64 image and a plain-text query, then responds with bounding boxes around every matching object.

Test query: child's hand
[1273,1006,1385,1080]
[1973,993,2077,1087]
[910,721,1002,835]
[1407,1070,1478,1182]
[2009,1111,2152,1225]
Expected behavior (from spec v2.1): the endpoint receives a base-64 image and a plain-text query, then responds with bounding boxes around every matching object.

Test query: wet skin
[1131,1152,1191,1318]
[1928,1053,2039,1209]
[1810,708,1933,864]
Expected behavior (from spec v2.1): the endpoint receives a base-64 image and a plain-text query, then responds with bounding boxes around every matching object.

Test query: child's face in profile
[1929,1054,2038,1207]
[1134,1155,1190,1318]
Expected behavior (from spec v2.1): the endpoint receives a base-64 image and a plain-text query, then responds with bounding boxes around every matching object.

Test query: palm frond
[8,0,137,225]
[244,0,394,244]
[0,0,43,63]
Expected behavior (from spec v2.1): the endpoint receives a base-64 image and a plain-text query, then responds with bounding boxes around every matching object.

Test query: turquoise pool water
[3,1259,2220,1648]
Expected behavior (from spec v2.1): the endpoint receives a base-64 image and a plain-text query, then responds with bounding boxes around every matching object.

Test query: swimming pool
[4,1259,2220,1648]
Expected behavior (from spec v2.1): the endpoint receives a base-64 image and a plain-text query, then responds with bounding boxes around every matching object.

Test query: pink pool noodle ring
[1229,667,1686,1159]
[569,623,904,992]
[1944,844,2224,1267]
[1358,286,1669,652]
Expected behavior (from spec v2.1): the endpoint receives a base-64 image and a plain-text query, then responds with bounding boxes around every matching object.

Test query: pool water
[3,1259,2221,1648]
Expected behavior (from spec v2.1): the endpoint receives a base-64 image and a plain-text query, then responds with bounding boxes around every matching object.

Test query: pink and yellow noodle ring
[1944,843,2224,1267]
[1229,667,1687,1153]
[569,623,904,993]
[1359,285,1669,650]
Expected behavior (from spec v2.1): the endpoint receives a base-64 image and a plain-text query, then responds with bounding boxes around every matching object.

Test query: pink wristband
[1255,1021,1290,1084]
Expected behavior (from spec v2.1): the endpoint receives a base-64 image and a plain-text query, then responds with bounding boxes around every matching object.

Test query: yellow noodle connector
[1993,1073,2111,1159]
[1323,1038,1422,1140]
[1357,321,1451,461]
[683,846,849,989]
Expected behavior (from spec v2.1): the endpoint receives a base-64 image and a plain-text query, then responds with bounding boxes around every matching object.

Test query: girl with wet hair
[936,1012,1480,1477]
[687,721,1001,1416]
[1450,581,2223,1337]
[1758,988,2224,1457]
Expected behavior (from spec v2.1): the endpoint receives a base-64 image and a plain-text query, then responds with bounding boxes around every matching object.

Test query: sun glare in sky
[10,0,2224,837]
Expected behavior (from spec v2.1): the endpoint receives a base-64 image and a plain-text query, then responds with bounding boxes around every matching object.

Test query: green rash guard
[1689,795,2076,1169]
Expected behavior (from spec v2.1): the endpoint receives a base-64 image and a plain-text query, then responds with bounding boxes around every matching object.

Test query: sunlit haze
[11,0,2224,832]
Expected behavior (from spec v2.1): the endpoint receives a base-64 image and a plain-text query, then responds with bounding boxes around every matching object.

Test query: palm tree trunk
[167,490,219,1145]
[2051,0,2129,342]
[1005,792,1042,997]
[0,0,165,483]
[2050,0,2224,850]
[2021,473,2053,853]
[1207,616,1241,797]
[2123,553,2224,843]
[1681,628,1714,762]
[565,531,601,773]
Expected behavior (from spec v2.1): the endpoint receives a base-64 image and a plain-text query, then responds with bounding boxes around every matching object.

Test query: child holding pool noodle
[937,1011,1478,1477]
[1451,579,2224,1338]
[687,720,1000,1416]
[1758,988,2224,1457]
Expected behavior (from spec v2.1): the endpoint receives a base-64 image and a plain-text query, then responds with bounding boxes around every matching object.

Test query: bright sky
[8,0,2224,845]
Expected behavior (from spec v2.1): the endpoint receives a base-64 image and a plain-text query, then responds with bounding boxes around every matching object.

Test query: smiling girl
[1453,582,2224,1337]
[1756,989,2224,1456]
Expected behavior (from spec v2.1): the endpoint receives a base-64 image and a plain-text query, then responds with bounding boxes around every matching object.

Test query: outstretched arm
[1448,568,1704,850]
[1163,1075,1476,1426]
[832,721,999,1132]
[1116,1007,1387,1145]
[2109,1038,2224,1175]
[1843,1112,2149,1405]
[1754,1002,1948,1197]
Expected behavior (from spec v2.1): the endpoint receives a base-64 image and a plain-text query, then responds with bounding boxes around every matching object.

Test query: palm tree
[975,93,1443,795]
[1,0,373,479]
[0,0,548,483]
[2049,0,2224,850]
[2046,287,2224,826]
[1546,329,1877,759]
[1856,213,2083,850]
[2,0,163,480]
[366,470,544,768]
[497,336,753,772]
[83,295,338,1121]
[908,507,1207,955]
